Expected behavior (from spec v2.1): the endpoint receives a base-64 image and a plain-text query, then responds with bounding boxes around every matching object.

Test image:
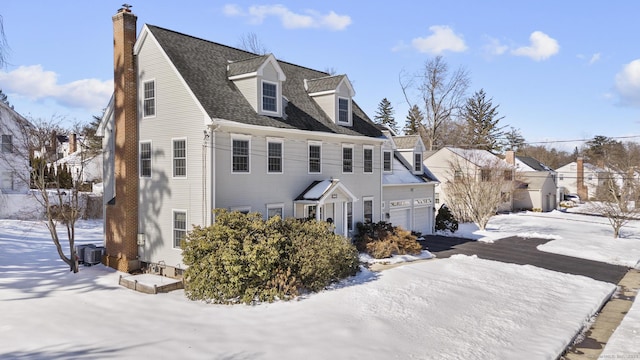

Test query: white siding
[136,35,210,267]
[234,77,259,112]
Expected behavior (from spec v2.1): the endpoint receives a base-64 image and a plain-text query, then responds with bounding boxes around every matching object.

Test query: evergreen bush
[181,209,359,304]
[435,204,459,233]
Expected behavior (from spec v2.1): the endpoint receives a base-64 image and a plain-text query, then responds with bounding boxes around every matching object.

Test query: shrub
[354,221,422,259]
[435,204,458,233]
[181,209,359,304]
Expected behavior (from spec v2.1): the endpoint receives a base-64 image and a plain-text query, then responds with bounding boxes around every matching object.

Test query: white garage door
[389,208,411,231]
[414,206,431,235]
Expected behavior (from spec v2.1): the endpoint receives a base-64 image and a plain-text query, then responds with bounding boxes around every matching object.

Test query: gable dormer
[305,75,355,126]
[392,135,426,174]
[227,54,286,117]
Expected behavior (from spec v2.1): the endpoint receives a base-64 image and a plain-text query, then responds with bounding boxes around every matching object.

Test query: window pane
[342,147,353,172]
[173,211,186,248]
[140,142,151,177]
[233,139,249,172]
[173,140,186,177]
[143,81,155,117]
[1,134,12,153]
[309,145,321,173]
[364,148,373,173]
[263,82,277,112]
[383,151,391,172]
[267,207,283,219]
[268,142,282,173]
[338,98,349,123]
[364,200,373,223]
[414,153,422,172]
[347,202,353,231]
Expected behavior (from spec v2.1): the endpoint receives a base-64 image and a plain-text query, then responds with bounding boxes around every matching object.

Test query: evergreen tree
[460,89,505,153]
[403,104,424,135]
[0,89,13,109]
[374,98,398,133]
[504,127,526,152]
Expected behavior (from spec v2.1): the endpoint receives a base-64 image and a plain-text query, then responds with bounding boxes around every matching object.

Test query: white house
[423,147,515,213]
[556,159,608,200]
[381,133,438,235]
[0,102,32,195]
[505,151,557,212]
[99,7,433,273]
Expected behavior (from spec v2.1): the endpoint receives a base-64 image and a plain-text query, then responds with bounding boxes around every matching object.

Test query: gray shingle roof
[392,135,420,150]
[516,155,552,172]
[227,55,270,77]
[305,75,345,93]
[147,25,381,138]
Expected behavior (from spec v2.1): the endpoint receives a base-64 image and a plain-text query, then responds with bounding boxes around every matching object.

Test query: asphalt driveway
[421,235,629,284]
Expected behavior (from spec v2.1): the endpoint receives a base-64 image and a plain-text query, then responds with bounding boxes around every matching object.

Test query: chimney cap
[119,3,133,12]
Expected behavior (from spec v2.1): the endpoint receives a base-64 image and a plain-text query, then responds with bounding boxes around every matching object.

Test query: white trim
[308,89,337,97]
[228,72,258,81]
[363,145,374,174]
[266,203,285,219]
[308,140,322,174]
[266,137,284,174]
[383,150,393,173]
[230,133,252,174]
[342,143,354,174]
[171,137,187,179]
[363,196,374,224]
[260,79,280,116]
[413,152,422,173]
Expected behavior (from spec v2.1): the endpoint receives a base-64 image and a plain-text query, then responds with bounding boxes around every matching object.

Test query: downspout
[209,123,218,225]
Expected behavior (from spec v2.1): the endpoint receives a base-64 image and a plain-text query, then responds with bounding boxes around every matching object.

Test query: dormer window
[413,153,422,173]
[262,81,278,113]
[338,98,350,124]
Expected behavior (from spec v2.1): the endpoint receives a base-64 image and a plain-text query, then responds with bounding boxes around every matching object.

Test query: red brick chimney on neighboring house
[103,4,140,272]
[576,157,588,200]
[69,133,77,154]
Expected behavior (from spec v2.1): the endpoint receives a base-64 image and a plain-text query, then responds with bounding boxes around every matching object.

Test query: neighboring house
[0,102,32,194]
[505,151,557,212]
[381,132,439,235]
[556,159,608,200]
[423,147,514,212]
[53,133,103,185]
[99,7,428,273]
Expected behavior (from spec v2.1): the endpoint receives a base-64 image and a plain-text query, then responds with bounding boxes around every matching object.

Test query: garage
[389,207,411,231]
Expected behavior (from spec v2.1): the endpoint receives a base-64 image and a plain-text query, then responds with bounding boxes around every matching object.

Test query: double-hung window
[338,98,349,123]
[262,81,277,113]
[1,134,12,153]
[173,210,187,248]
[363,197,373,224]
[413,153,422,172]
[342,145,353,173]
[267,203,284,219]
[140,141,151,177]
[267,139,282,173]
[308,142,321,173]
[363,147,373,173]
[173,139,186,177]
[143,80,155,117]
[232,136,250,173]
[383,151,392,172]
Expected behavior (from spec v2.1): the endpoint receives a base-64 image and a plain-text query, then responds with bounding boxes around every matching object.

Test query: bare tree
[400,56,470,151]
[0,14,8,67]
[2,114,86,272]
[443,151,515,230]
[586,171,640,238]
[238,32,269,55]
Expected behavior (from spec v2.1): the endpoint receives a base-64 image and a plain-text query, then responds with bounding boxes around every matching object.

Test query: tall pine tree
[460,89,505,153]
[403,104,424,135]
[374,98,398,133]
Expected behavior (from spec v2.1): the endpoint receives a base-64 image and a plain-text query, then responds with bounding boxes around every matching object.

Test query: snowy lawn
[446,209,640,269]
[0,219,618,359]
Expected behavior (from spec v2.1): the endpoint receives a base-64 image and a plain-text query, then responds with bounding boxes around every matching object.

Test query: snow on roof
[383,157,425,185]
[299,179,333,200]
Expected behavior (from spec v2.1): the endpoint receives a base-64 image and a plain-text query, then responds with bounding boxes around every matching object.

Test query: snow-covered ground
[0,210,637,359]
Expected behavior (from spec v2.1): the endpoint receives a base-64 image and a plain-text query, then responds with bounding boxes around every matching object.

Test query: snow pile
[359,250,434,265]
[0,219,617,359]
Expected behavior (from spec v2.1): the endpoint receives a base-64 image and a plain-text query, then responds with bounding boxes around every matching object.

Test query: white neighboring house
[98,7,434,273]
[381,132,439,235]
[53,134,103,186]
[556,160,608,200]
[505,151,558,212]
[423,147,515,213]
[0,102,32,194]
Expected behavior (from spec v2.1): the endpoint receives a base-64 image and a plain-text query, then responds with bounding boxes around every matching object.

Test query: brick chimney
[576,157,588,200]
[69,133,77,154]
[104,4,140,272]
[505,150,515,166]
